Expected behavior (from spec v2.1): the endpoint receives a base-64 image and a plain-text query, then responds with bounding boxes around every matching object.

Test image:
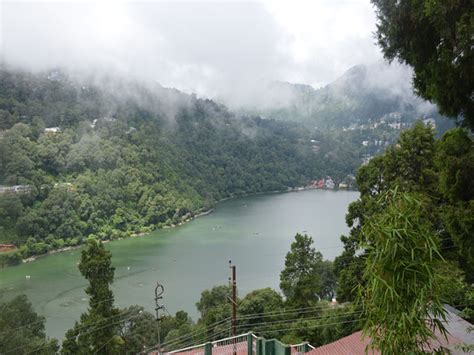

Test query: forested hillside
[237,63,453,131]
[0,68,365,263]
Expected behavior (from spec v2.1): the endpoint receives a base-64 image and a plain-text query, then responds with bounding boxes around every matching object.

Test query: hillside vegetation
[238,63,453,131]
[0,68,366,262]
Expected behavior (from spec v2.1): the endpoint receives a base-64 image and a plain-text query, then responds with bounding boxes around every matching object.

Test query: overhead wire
[148,309,362,353]
[248,317,365,335]
[163,326,233,353]
[236,311,364,330]
[157,319,232,350]
[235,304,352,320]
[145,316,232,352]
[4,312,142,355]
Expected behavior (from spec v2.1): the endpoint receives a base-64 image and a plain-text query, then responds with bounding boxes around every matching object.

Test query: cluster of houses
[308,176,353,190]
[0,182,75,195]
[343,112,437,133]
[0,185,32,194]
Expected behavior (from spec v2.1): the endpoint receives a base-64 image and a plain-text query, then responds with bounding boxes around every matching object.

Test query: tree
[436,130,474,283]
[359,190,447,354]
[238,288,284,335]
[195,285,232,339]
[371,0,474,127]
[0,192,23,230]
[117,306,157,354]
[336,123,437,302]
[0,295,59,354]
[280,234,335,306]
[61,238,122,354]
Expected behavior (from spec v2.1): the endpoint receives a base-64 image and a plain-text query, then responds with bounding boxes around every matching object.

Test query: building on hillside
[362,154,373,166]
[0,244,16,252]
[310,179,325,189]
[388,122,401,129]
[0,185,32,194]
[325,177,335,189]
[44,127,61,133]
[47,70,61,81]
[423,118,436,128]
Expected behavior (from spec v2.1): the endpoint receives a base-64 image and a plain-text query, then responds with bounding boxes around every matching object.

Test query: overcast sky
[1,0,385,103]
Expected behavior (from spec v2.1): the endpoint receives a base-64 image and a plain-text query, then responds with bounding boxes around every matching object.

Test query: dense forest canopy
[1,0,473,353]
[0,67,372,263]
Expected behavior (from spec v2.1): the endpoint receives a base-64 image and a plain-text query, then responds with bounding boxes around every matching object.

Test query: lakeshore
[0,189,358,340]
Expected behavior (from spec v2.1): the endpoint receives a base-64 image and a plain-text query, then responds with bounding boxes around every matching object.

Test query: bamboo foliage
[358,189,447,354]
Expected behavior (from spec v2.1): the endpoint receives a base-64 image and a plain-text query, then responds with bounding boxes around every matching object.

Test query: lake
[0,189,358,340]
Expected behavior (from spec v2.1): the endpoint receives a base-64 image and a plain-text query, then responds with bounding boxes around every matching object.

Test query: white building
[325,177,335,189]
[44,127,61,133]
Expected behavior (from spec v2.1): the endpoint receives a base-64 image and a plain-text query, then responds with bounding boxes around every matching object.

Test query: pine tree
[62,237,121,354]
[280,234,335,306]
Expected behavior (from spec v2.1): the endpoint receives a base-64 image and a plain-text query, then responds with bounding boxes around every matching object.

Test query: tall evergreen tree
[280,233,335,306]
[0,295,59,354]
[371,0,474,127]
[61,238,122,354]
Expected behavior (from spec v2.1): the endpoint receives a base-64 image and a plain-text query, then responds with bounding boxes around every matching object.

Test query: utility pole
[155,282,165,354]
[229,260,237,337]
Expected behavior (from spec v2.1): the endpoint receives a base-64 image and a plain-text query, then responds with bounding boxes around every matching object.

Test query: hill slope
[237,63,450,130]
[0,68,362,261]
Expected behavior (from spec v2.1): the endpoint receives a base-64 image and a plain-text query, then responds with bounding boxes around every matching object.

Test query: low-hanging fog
[1,0,427,111]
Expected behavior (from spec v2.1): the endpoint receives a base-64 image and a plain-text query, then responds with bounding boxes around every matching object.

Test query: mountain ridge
[234,62,446,129]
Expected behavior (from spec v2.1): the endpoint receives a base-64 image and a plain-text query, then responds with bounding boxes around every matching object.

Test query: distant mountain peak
[235,62,440,127]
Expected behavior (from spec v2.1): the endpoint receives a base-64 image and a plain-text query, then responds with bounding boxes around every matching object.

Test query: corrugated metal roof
[308,307,473,355]
[307,328,466,355]
[307,331,379,355]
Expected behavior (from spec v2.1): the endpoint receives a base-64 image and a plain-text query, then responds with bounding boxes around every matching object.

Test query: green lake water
[0,189,358,340]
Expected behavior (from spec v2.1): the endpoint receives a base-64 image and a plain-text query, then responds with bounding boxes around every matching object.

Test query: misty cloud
[0,0,411,109]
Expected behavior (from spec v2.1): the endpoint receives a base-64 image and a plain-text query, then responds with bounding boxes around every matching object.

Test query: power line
[0,319,45,336]
[236,311,363,330]
[164,326,233,353]
[157,318,232,350]
[146,316,232,352]
[4,312,142,355]
[92,333,120,355]
[0,294,132,337]
[151,306,356,352]
[170,326,232,352]
[235,304,353,320]
[249,317,365,335]
[149,310,363,353]
[150,314,363,354]
[150,324,232,353]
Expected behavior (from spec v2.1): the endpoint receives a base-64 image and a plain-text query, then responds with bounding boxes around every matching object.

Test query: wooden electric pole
[229,260,237,337]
